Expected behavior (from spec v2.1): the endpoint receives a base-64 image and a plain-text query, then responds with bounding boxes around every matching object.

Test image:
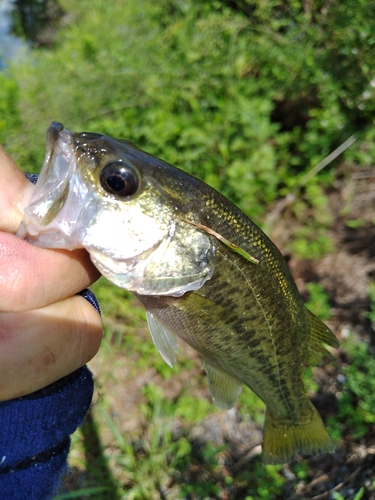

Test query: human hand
[0,145,103,401]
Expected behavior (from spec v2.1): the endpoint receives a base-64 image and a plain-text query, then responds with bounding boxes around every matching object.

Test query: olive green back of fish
[133,152,338,463]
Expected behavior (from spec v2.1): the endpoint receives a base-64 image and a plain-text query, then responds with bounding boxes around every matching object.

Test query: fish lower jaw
[17,221,84,250]
[89,251,175,295]
[89,251,213,296]
[90,251,148,291]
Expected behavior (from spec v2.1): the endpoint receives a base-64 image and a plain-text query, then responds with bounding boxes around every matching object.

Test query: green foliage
[345,219,366,229]
[304,282,331,321]
[174,394,218,424]
[233,464,285,500]
[333,335,375,440]
[54,487,111,499]
[285,180,335,259]
[289,226,334,260]
[238,385,265,424]
[332,486,365,500]
[2,0,374,224]
[0,73,21,146]
[98,384,193,499]
[342,341,375,424]
[290,460,309,481]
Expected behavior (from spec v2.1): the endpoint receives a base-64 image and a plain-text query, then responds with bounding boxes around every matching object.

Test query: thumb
[0,145,35,234]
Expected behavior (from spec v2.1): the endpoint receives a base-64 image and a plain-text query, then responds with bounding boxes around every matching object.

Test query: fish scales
[137,243,305,417]
[18,122,339,464]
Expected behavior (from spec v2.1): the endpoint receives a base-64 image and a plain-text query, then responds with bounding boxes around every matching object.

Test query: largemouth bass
[18,122,339,464]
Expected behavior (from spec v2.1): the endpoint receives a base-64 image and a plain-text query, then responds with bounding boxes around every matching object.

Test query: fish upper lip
[44,122,73,169]
[47,121,64,143]
[17,123,77,241]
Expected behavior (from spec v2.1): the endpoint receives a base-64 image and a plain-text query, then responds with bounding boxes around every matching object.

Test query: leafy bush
[3,0,375,226]
[304,281,331,321]
[333,336,375,440]
[344,340,375,426]
[0,73,21,145]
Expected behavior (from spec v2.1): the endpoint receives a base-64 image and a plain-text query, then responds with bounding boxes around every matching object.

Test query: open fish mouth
[17,122,84,249]
[17,122,215,296]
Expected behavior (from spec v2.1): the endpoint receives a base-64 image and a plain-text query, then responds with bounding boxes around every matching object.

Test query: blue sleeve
[0,365,95,499]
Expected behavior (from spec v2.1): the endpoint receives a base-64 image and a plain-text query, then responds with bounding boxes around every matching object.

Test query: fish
[18,121,339,464]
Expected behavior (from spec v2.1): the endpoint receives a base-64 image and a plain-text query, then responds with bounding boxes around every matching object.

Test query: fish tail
[262,402,334,464]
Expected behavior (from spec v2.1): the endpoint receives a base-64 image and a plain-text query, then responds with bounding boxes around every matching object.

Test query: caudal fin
[262,402,334,464]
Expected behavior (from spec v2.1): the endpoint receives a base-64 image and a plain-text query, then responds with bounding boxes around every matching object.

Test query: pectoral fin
[146,312,179,367]
[202,359,242,409]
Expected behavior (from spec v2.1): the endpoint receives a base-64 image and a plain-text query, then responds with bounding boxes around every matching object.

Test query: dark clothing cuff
[0,366,94,499]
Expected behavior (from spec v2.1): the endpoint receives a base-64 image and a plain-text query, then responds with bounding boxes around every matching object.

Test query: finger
[0,232,101,312]
[0,295,102,401]
[0,145,35,233]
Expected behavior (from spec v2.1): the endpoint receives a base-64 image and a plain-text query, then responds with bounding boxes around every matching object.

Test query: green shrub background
[2,0,375,220]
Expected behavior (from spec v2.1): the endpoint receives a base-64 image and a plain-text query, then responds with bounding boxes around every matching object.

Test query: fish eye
[100,161,139,197]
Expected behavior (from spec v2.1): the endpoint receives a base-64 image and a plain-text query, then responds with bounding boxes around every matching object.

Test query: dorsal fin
[146,312,179,367]
[202,359,243,409]
[303,308,339,366]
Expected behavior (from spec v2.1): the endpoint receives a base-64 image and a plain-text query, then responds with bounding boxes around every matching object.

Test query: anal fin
[202,359,242,409]
[146,312,179,368]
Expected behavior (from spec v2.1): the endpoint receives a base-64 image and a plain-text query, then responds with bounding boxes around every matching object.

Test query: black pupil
[107,174,126,192]
[100,162,139,197]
